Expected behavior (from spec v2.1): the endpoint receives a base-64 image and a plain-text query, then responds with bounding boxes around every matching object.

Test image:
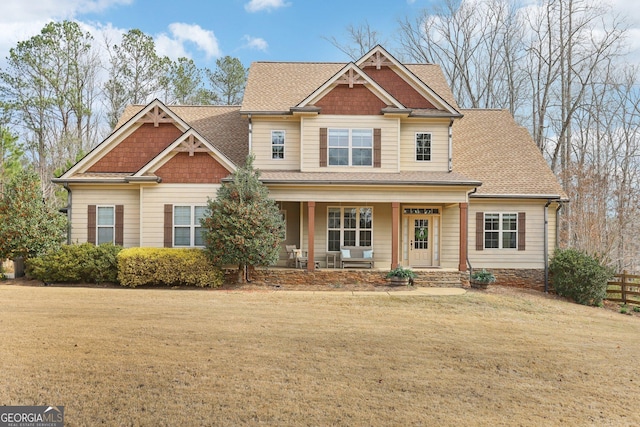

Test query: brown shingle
[453,109,567,198]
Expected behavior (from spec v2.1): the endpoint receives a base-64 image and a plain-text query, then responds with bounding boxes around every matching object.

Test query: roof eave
[470,193,567,201]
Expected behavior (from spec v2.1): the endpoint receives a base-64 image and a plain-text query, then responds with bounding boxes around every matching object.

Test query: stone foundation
[487,268,546,291]
[224,267,546,291]
[224,267,468,288]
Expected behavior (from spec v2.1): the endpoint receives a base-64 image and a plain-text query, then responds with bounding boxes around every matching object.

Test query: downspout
[448,118,453,172]
[63,183,72,245]
[544,199,552,293]
[466,187,477,274]
[248,114,253,153]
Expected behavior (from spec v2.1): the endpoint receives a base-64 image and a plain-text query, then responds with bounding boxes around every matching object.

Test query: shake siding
[300,115,398,172]
[440,205,460,269]
[251,119,301,170]
[468,200,549,269]
[70,187,140,247]
[399,120,450,171]
[140,184,221,247]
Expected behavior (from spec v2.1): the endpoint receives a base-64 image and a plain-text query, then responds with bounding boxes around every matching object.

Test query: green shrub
[549,248,614,306]
[26,243,122,283]
[117,247,223,288]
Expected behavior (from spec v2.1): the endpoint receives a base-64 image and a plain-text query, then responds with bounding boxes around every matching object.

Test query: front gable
[87,122,183,173]
[135,128,236,183]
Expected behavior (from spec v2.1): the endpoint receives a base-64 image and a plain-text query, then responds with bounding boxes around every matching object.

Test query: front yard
[1,283,639,426]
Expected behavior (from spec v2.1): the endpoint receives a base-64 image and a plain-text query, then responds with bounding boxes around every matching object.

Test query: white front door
[409,216,432,267]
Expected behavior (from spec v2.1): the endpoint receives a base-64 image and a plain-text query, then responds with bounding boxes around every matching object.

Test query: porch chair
[285,245,299,268]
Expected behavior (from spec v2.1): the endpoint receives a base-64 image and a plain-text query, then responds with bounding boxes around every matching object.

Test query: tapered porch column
[307,201,316,272]
[391,202,400,269]
[459,202,468,272]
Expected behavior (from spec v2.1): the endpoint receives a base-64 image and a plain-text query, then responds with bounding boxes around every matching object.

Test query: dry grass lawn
[1,283,639,426]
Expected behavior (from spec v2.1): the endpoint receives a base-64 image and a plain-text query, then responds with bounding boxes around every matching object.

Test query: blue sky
[1,0,638,70]
[0,0,433,69]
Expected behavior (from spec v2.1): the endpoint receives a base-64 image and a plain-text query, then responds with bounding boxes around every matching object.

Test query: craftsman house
[53,45,566,286]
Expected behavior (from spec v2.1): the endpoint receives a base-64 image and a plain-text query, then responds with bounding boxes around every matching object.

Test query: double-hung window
[174,205,206,247]
[327,207,373,251]
[96,206,115,244]
[328,128,372,166]
[484,213,517,249]
[272,130,285,159]
[416,132,431,161]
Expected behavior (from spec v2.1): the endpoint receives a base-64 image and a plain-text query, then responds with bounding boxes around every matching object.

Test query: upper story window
[484,213,517,249]
[272,130,285,159]
[328,128,372,166]
[416,132,431,161]
[174,205,206,247]
[97,205,115,244]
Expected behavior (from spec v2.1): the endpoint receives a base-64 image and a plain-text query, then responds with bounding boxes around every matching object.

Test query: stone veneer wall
[224,267,547,290]
[488,268,546,291]
[224,268,468,288]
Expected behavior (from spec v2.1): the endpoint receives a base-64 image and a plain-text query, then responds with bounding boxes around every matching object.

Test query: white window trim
[415,132,432,162]
[328,128,373,167]
[96,205,115,245]
[271,130,285,160]
[173,205,207,248]
[327,206,374,251]
[484,212,518,250]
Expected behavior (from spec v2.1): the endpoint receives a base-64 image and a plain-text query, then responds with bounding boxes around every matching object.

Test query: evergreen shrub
[117,247,223,288]
[549,248,613,306]
[26,243,121,283]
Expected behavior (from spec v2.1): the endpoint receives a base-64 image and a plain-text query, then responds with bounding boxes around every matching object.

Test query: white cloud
[169,23,220,58]
[242,35,268,52]
[244,0,290,13]
[161,23,220,60]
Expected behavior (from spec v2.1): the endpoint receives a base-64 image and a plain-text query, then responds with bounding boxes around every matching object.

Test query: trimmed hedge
[26,243,121,284]
[117,247,223,288]
[549,248,614,306]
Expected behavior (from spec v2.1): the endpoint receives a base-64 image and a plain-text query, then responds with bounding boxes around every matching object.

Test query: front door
[410,216,432,267]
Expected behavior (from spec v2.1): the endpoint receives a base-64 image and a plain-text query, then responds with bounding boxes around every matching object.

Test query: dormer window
[328,128,372,166]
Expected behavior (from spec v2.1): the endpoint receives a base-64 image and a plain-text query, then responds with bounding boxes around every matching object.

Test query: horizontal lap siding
[468,200,549,269]
[141,184,221,247]
[71,187,140,247]
[399,120,450,172]
[252,120,301,170]
[440,205,460,269]
[301,116,399,172]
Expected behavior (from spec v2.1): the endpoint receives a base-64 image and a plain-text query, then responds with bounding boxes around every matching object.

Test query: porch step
[412,271,465,288]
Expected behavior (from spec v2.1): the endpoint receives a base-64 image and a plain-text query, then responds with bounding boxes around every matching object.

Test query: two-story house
[53,46,567,287]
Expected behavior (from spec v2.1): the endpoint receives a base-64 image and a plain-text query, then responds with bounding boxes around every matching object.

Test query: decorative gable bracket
[175,134,208,156]
[359,51,394,70]
[137,105,175,127]
[336,68,368,88]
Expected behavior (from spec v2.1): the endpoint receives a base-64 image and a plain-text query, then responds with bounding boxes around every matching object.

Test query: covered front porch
[275,200,471,273]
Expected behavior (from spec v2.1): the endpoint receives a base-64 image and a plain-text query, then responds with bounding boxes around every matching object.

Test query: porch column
[459,202,468,272]
[391,202,400,269]
[307,201,316,272]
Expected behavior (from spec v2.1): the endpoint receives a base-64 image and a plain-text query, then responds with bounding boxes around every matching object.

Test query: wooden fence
[606,271,640,305]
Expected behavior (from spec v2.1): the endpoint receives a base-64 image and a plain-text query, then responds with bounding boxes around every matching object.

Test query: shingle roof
[118,105,249,166]
[258,170,480,186]
[240,62,458,113]
[453,109,567,198]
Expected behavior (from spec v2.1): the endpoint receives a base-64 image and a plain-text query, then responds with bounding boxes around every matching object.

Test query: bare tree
[324,20,385,60]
